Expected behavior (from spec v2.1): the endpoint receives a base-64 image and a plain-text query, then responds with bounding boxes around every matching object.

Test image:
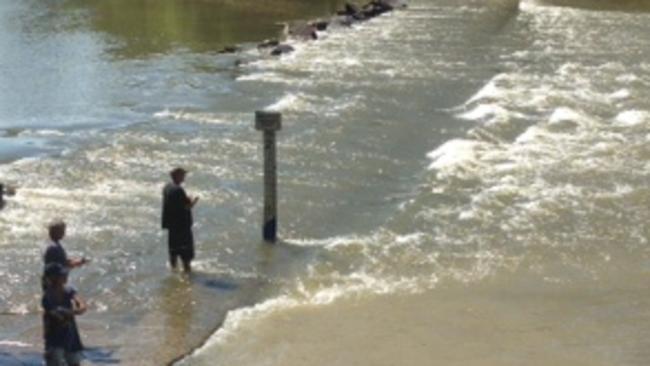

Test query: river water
[2,0,650,365]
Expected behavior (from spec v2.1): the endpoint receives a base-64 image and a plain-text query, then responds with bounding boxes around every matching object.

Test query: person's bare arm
[185,195,199,209]
[67,257,89,268]
[72,294,87,315]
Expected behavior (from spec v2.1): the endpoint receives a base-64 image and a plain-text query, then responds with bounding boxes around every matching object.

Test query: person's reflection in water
[160,276,194,361]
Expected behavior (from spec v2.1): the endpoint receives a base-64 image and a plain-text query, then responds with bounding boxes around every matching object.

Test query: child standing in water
[162,167,199,273]
[42,263,87,366]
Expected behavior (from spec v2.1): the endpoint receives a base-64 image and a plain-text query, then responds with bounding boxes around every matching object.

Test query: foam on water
[113,1,650,363]
[420,4,650,285]
[614,110,649,127]
[427,139,487,172]
[0,341,32,348]
[153,109,242,125]
[264,93,310,112]
[182,213,523,365]
[181,231,437,365]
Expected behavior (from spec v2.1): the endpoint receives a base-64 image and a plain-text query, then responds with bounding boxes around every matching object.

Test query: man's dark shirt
[44,241,68,267]
[162,183,193,231]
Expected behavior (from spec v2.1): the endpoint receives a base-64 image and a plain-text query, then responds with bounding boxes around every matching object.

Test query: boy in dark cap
[162,167,199,272]
[42,263,87,366]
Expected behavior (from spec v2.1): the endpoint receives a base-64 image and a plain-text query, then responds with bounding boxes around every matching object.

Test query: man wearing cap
[162,167,199,272]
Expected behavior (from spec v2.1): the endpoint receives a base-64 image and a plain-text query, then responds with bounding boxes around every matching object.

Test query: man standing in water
[162,167,199,273]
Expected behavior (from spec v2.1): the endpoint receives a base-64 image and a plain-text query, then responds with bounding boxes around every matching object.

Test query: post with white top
[255,111,282,243]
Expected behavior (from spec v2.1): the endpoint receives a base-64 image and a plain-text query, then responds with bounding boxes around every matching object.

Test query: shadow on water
[195,276,240,292]
[256,239,326,279]
[462,0,521,36]
[189,239,322,299]
[0,350,43,366]
[484,0,521,32]
[62,0,348,58]
[84,346,121,364]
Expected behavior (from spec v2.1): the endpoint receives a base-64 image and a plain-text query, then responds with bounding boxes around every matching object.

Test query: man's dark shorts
[168,229,194,262]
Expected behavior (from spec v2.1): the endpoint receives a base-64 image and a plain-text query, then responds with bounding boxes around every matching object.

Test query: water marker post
[255,111,282,243]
